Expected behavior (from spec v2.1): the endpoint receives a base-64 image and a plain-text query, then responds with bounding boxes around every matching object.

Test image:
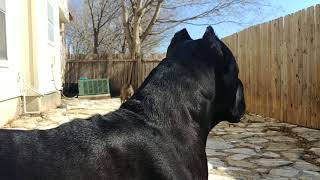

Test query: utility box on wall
[78,79,110,96]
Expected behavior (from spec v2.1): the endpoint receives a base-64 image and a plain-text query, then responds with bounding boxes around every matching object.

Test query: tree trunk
[121,36,127,54]
[121,0,143,59]
[128,41,141,59]
[130,20,142,59]
[93,28,99,54]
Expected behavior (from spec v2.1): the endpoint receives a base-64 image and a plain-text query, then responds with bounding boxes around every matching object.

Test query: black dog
[0,26,245,180]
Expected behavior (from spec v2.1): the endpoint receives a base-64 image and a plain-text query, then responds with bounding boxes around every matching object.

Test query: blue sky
[160,0,320,52]
[183,0,320,39]
[69,0,320,52]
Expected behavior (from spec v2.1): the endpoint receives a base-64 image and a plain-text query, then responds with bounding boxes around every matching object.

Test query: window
[0,0,7,60]
[48,1,54,42]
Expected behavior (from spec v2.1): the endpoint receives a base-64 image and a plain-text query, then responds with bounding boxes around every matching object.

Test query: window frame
[47,0,55,44]
[0,0,8,67]
[0,0,7,61]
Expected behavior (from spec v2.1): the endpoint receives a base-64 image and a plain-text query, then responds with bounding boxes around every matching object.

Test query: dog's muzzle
[229,79,246,123]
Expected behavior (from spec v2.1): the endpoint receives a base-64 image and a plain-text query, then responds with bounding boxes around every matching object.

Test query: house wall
[0,0,67,126]
[0,0,29,100]
[0,98,22,127]
[34,0,63,94]
[0,0,30,125]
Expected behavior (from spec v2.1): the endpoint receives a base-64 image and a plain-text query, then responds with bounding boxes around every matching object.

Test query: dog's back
[0,119,100,179]
[0,109,199,180]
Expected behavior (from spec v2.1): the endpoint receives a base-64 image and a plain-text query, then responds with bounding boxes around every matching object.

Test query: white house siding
[0,0,28,101]
[0,0,68,126]
[36,0,63,94]
[0,0,29,125]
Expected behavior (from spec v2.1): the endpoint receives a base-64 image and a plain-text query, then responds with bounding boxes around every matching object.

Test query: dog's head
[166,26,245,126]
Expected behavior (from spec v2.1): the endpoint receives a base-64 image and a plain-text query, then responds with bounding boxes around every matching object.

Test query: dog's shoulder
[92,109,162,138]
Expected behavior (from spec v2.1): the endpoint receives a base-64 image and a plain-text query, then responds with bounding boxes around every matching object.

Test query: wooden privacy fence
[222,5,320,129]
[64,55,163,94]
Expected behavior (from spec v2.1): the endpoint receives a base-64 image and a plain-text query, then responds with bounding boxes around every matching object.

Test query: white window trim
[47,0,55,45]
[0,1,8,68]
[48,39,55,47]
[0,61,9,68]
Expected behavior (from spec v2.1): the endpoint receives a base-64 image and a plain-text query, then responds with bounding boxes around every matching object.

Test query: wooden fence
[223,5,320,129]
[64,54,163,95]
[64,5,320,129]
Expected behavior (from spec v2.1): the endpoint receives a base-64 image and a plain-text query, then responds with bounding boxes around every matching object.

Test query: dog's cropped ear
[203,26,223,55]
[166,28,192,57]
[170,28,192,45]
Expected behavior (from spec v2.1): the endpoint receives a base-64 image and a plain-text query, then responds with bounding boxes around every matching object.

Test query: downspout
[23,0,41,114]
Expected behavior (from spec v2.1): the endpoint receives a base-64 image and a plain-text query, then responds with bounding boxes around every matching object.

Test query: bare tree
[66,1,125,58]
[86,0,121,55]
[120,0,271,58]
[121,0,164,58]
[65,6,92,59]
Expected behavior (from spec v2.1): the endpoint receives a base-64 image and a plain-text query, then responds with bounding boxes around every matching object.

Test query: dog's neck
[121,59,217,143]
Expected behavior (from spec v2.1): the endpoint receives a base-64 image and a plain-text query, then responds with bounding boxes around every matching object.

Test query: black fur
[0,26,245,180]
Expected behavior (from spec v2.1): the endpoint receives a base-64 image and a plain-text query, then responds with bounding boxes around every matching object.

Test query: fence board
[270,20,276,118]
[264,22,270,117]
[306,7,315,127]
[255,26,262,114]
[266,22,272,117]
[246,28,252,112]
[285,14,293,124]
[251,27,257,113]
[275,18,282,119]
[260,23,267,116]
[250,27,255,113]
[295,12,303,126]
[314,5,320,128]
[291,12,300,126]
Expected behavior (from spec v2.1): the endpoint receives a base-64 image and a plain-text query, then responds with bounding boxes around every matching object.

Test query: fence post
[106,56,112,78]
[137,57,143,87]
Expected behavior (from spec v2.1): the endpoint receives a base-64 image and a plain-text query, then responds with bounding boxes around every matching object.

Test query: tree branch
[121,0,133,45]
[98,6,120,29]
[97,0,109,31]
[140,0,163,42]
[87,0,95,31]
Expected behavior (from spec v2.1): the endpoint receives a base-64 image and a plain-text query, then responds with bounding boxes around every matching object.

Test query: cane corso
[0,26,245,180]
